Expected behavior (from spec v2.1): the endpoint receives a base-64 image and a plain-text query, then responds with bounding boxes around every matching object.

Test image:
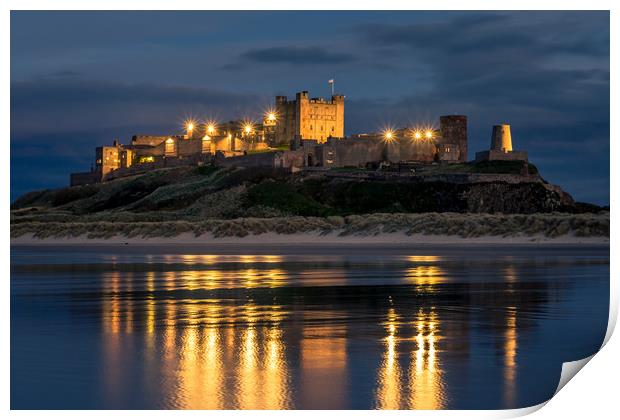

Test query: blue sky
[10,11,610,204]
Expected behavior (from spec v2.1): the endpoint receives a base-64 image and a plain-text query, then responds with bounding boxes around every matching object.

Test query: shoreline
[11,231,609,247]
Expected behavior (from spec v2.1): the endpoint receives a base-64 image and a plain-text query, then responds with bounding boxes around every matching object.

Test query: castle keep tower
[491,124,513,152]
[275,91,345,145]
[439,115,468,162]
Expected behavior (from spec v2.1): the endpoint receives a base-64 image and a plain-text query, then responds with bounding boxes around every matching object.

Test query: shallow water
[11,245,609,409]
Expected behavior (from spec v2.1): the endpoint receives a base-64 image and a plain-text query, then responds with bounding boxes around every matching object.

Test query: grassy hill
[10,163,608,240]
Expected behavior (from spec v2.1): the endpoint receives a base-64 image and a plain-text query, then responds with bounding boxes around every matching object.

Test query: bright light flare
[205,121,217,135]
[383,129,395,142]
[242,120,255,135]
[410,126,436,141]
[409,124,438,142]
[264,107,278,123]
[184,119,197,134]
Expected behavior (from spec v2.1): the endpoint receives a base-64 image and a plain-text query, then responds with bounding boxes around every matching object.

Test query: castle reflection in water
[99,254,530,409]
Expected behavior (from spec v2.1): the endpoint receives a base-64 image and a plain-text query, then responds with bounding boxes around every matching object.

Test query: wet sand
[11,231,609,249]
[11,233,609,258]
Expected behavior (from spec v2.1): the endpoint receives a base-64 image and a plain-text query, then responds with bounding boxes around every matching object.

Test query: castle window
[165,138,176,156]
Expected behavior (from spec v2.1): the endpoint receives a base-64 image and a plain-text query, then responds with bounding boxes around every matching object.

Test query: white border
[3,1,616,419]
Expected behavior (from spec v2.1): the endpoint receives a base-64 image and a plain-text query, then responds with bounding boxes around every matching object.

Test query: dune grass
[10,212,609,240]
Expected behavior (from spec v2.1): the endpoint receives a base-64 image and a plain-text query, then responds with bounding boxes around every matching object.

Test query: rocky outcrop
[292,175,576,215]
[11,165,598,219]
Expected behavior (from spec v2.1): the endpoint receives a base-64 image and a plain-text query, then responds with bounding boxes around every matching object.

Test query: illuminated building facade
[276,91,345,145]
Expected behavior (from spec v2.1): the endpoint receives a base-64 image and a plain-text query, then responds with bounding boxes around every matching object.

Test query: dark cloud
[36,69,83,80]
[353,12,609,108]
[11,78,268,136]
[236,46,357,66]
[12,78,257,109]
[357,12,608,57]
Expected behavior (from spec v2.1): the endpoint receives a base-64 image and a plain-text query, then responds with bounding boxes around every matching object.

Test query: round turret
[491,124,513,153]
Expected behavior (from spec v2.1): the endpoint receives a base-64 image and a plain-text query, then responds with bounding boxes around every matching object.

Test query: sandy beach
[10,231,609,247]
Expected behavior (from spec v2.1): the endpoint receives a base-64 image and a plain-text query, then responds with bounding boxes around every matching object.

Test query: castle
[275,91,345,145]
[70,89,527,186]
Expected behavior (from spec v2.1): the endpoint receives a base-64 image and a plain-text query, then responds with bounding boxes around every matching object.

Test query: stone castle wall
[102,154,208,182]
[131,135,170,146]
[332,138,384,166]
[475,150,528,162]
[216,151,282,168]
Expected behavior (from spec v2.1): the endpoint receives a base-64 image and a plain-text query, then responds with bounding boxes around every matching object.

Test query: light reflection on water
[11,250,609,409]
[374,307,445,410]
[300,321,348,409]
